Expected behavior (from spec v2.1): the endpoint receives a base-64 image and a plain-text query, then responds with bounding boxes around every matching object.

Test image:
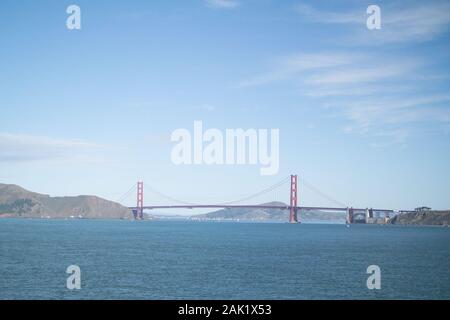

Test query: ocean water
[0,219,449,300]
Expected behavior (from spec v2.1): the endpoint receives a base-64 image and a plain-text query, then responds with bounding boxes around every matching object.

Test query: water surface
[1,219,449,299]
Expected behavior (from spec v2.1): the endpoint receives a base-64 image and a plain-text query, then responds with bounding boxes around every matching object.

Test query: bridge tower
[289,174,298,223]
[136,181,144,220]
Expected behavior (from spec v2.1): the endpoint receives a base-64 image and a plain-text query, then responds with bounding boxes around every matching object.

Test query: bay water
[1,219,449,299]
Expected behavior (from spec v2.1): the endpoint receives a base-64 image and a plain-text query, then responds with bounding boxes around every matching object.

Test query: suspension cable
[142,176,290,206]
[217,176,290,205]
[144,183,197,205]
[116,184,136,203]
[301,177,348,208]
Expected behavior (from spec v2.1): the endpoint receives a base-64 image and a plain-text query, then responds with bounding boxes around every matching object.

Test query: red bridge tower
[135,181,144,220]
[289,174,299,223]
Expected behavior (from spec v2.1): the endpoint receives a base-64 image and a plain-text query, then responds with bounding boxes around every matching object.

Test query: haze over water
[1,219,449,300]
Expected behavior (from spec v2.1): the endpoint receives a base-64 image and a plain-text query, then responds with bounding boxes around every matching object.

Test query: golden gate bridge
[118,175,395,223]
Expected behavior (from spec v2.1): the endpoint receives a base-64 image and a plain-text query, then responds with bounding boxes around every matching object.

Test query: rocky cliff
[389,210,450,226]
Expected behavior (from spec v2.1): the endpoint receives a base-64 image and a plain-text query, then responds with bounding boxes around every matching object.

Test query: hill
[0,183,131,219]
[389,210,450,226]
[193,201,347,221]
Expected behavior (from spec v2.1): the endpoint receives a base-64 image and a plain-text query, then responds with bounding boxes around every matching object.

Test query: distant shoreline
[1,216,449,228]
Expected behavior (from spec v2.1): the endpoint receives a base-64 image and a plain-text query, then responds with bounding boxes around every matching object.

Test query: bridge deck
[128,205,394,212]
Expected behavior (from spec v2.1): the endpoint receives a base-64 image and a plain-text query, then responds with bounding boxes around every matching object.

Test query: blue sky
[1,0,450,211]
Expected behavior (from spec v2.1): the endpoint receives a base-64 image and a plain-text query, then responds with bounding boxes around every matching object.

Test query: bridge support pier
[289,175,299,223]
[384,211,390,223]
[346,207,354,224]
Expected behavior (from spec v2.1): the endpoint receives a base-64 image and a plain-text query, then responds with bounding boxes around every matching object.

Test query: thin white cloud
[239,52,357,87]
[302,84,415,97]
[238,49,450,146]
[379,1,450,43]
[237,2,450,146]
[368,129,409,148]
[206,0,240,9]
[337,95,450,143]
[294,1,450,44]
[305,63,414,85]
[0,133,102,163]
[239,52,418,88]
[294,3,363,24]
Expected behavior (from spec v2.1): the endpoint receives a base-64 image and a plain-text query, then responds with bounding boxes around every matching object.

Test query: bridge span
[122,174,397,224]
[131,204,394,212]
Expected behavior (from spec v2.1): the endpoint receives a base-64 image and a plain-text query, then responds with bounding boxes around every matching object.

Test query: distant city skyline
[1,0,450,211]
